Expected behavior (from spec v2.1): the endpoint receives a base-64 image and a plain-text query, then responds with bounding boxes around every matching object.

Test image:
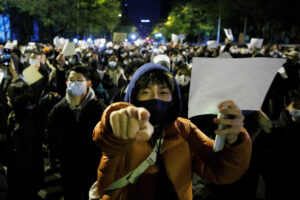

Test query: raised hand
[110,106,154,142]
[213,100,245,144]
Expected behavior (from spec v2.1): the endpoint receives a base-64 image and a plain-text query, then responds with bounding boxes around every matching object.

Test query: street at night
[0,0,299,200]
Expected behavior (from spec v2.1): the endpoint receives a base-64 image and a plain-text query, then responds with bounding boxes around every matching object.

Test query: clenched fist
[110,106,154,142]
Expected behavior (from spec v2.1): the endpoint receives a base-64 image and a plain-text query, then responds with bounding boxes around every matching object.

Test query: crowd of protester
[0,38,299,200]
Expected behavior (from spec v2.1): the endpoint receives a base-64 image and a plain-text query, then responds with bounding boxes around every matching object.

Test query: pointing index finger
[137,107,150,124]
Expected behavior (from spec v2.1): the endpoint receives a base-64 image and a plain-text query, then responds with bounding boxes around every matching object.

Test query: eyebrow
[159,85,169,89]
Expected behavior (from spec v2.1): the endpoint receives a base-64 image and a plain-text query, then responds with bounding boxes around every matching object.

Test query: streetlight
[130,34,137,40]
[73,38,79,44]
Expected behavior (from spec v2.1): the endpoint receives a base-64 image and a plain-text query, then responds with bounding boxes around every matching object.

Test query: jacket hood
[124,63,182,125]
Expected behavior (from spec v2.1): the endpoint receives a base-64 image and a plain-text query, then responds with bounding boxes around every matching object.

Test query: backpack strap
[104,138,164,191]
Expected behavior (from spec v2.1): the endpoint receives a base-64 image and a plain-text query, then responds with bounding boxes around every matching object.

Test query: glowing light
[141,19,150,23]
[130,34,137,40]
[73,38,79,44]
[154,33,162,38]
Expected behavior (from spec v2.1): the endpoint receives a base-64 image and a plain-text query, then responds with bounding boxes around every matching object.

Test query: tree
[76,0,121,37]
[6,0,121,41]
[153,1,216,42]
[154,0,300,43]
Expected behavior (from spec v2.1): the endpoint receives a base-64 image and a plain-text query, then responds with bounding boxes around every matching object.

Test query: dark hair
[174,64,191,76]
[7,81,37,118]
[66,65,91,80]
[108,55,118,62]
[132,70,175,104]
[12,47,22,58]
[46,49,55,57]
[156,60,170,69]
[124,60,145,77]
[284,89,300,108]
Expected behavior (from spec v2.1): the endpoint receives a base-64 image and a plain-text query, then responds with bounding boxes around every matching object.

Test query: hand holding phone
[213,107,234,152]
[213,101,244,152]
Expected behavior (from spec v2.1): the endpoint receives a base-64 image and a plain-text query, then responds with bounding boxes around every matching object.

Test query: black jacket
[47,95,106,199]
[6,106,44,199]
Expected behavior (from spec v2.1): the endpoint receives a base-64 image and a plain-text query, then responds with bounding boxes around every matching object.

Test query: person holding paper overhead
[92,63,251,200]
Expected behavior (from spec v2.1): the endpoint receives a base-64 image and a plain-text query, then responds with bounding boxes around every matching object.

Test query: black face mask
[136,99,171,126]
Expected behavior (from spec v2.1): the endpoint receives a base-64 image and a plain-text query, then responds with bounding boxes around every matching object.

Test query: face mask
[124,61,129,65]
[289,110,300,120]
[158,49,164,54]
[69,58,76,65]
[106,50,112,55]
[67,81,86,96]
[240,49,249,55]
[47,54,55,60]
[0,69,8,79]
[20,55,28,63]
[230,48,239,54]
[136,99,171,126]
[109,61,116,68]
[173,56,181,63]
[29,58,37,66]
[175,75,190,86]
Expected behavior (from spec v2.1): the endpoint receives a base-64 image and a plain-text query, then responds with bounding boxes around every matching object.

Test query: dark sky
[127,0,162,25]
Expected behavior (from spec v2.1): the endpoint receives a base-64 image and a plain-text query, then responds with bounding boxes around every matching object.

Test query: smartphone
[213,106,235,152]
[2,48,12,66]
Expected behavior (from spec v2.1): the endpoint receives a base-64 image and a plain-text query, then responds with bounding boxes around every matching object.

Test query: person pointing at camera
[92,63,251,200]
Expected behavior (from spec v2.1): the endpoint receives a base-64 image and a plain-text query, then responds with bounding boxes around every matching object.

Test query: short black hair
[66,65,91,80]
[174,64,191,76]
[125,59,145,77]
[132,70,175,104]
[7,80,37,117]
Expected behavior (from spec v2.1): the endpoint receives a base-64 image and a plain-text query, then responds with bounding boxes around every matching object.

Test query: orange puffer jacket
[93,102,252,200]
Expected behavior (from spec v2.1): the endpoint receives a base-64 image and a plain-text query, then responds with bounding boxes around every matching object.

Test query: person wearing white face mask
[174,64,191,118]
[29,56,38,67]
[47,65,106,200]
[104,55,127,89]
[237,44,252,58]
[175,73,190,87]
[68,56,77,66]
